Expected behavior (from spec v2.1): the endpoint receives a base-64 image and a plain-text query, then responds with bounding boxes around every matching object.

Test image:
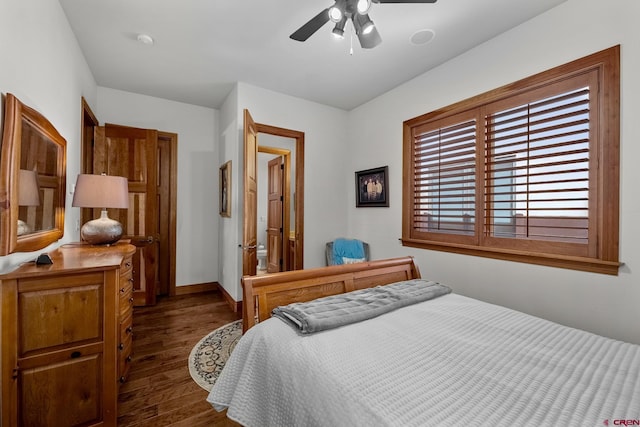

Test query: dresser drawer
[119,312,133,348]
[18,273,104,356]
[119,278,134,317]
[120,256,133,277]
[118,312,134,383]
[118,340,133,384]
[21,353,103,426]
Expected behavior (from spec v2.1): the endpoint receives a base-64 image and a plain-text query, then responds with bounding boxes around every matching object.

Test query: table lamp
[72,173,129,245]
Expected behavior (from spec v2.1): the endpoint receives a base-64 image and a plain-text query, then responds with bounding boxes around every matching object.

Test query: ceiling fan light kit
[356,14,375,35]
[329,4,344,22]
[290,0,437,50]
[356,0,372,14]
[332,17,348,38]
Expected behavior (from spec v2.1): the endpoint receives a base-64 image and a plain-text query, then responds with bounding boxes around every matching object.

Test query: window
[402,46,620,274]
[413,115,477,240]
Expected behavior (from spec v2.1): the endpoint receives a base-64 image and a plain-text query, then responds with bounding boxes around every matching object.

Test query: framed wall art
[355,165,389,207]
[219,160,231,217]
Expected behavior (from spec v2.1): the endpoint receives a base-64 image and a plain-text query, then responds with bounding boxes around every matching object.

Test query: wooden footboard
[241,256,421,332]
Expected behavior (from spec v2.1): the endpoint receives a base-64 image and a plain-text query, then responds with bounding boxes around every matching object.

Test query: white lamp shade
[72,174,130,209]
[18,169,40,207]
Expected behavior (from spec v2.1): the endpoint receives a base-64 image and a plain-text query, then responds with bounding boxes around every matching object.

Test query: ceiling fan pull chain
[350,23,354,55]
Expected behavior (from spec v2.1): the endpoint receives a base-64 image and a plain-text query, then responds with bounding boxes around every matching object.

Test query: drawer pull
[120,287,125,294]
[129,278,134,283]
[120,376,126,383]
[71,351,82,358]
[126,326,133,334]
[125,262,131,267]
[126,355,133,362]
[119,343,124,350]
[129,297,134,303]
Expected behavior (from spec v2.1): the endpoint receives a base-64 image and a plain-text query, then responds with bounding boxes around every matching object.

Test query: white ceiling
[58,0,566,111]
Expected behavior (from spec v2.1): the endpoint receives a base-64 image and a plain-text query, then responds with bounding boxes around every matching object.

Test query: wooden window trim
[402,45,620,275]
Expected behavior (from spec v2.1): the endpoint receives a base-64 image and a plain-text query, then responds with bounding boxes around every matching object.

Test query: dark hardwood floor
[118,291,242,426]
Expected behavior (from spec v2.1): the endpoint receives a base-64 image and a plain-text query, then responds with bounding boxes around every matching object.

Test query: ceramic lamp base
[17,219,32,236]
[81,210,123,245]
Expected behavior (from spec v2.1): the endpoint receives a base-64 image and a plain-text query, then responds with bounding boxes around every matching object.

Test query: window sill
[401,238,620,275]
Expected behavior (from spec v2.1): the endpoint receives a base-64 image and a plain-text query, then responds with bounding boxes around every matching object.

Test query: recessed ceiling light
[136,33,154,45]
[410,29,435,46]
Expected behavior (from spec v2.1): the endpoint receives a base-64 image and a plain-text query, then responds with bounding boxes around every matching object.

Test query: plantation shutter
[412,113,477,239]
[484,72,596,250]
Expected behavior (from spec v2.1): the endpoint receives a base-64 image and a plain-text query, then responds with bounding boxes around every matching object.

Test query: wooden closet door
[94,124,159,306]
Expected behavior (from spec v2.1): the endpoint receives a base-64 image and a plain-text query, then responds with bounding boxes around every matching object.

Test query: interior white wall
[0,0,97,272]
[346,0,640,344]
[217,86,241,301]
[215,85,239,302]
[96,87,218,288]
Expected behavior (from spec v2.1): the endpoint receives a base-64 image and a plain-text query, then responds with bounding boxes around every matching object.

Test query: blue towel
[333,238,365,265]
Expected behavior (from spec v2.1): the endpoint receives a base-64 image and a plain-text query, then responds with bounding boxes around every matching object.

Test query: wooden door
[266,156,283,273]
[94,124,159,306]
[157,132,177,296]
[242,110,258,277]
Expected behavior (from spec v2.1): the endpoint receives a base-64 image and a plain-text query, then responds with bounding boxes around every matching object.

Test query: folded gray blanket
[272,279,451,334]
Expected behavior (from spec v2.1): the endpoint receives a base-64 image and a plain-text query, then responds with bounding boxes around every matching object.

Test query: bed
[207,257,640,426]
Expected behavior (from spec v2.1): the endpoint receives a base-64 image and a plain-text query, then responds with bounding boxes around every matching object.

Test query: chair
[325,239,370,266]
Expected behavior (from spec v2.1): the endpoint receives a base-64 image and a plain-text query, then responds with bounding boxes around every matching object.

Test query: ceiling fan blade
[290,8,331,41]
[374,0,437,3]
[358,25,382,49]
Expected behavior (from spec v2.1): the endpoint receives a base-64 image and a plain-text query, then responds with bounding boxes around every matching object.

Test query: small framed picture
[355,166,389,207]
[219,160,231,217]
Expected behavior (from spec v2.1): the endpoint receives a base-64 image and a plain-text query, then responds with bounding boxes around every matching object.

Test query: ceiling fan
[290,0,438,49]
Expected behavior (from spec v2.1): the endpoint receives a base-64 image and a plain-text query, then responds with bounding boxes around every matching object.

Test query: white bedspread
[207,294,640,426]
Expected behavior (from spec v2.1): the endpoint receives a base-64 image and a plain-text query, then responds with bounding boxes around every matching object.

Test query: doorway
[80,99,177,304]
[242,110,304,280]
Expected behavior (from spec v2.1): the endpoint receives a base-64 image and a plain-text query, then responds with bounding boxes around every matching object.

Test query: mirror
[0,93,66,255]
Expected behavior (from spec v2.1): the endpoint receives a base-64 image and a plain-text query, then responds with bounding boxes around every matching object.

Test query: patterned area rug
[188,320,242,391]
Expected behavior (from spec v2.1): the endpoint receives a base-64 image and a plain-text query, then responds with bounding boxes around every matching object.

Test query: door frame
[254,123,304,270]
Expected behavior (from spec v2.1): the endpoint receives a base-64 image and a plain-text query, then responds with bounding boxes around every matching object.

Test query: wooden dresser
[0,242,136,426]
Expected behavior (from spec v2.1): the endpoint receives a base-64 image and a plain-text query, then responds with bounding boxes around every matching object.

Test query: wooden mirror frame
[0,93,66,255]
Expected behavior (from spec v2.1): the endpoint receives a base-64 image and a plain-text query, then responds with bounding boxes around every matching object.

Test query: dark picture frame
[219,160,231,217]
[355,166,389,207]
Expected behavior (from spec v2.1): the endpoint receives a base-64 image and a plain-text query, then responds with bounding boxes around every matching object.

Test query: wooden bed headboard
[241,256,421,332]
